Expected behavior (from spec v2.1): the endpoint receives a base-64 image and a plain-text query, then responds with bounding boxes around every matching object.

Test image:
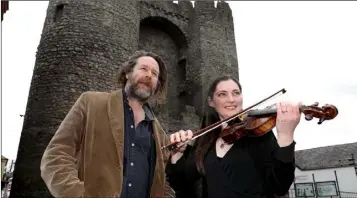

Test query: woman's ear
[208,97,215,108]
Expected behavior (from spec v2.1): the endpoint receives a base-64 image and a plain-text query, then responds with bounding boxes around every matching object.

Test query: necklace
[219,124,229,148]
[219,138,227,148]
[220,143,225,148]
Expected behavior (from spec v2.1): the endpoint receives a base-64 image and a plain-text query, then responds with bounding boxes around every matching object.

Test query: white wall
[291,166,357,194]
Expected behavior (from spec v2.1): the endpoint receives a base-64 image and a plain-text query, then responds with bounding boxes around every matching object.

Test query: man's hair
[117,50,168,104]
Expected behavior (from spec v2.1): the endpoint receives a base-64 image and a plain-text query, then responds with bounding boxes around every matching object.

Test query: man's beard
[126,77,154,102]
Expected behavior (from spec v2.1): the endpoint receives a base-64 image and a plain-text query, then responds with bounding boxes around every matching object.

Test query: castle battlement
[194,1,215,9]
[216,1,233,21]
[141,1,189,21]
[141,1,232,23]
[194,1,232,23]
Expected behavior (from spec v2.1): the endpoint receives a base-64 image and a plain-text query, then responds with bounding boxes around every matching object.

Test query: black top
[120,90,156,198]
[166,131,295,198]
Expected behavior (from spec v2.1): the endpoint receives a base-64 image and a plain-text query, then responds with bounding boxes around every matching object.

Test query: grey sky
[2,1,357,161]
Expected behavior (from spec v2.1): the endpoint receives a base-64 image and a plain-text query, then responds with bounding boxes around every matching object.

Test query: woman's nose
[227,94,234,102]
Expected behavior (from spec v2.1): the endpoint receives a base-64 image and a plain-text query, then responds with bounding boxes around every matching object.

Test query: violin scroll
[300,102,338,124]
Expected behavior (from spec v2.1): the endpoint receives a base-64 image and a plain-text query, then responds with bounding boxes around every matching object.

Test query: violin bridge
[238,113,248,120]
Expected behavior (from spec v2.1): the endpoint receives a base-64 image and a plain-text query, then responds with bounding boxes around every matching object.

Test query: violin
[218,101,338,144]
[161,89,339,151]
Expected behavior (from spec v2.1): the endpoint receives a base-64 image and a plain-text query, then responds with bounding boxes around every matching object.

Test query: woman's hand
[276,101,302,147]
[169,130,193,164]
[169,130,193,154]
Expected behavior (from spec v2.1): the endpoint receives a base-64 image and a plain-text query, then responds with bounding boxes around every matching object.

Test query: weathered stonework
[10,1,238,197]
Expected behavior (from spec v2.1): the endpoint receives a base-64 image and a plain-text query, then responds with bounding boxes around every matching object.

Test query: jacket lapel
[150,119,167,198]
[107,89,125,188]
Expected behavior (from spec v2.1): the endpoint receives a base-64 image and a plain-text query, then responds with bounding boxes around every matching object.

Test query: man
[40,51,176,198]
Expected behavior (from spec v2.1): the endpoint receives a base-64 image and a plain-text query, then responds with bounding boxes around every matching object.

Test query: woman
[166,75,301,198]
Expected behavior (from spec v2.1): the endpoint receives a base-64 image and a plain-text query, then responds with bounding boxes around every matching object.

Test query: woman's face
[209,79,243,120]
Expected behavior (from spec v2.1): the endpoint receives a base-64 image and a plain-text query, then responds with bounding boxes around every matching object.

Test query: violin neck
[299,105,307,111]
[248,108,276,118]
[248,105,307,118]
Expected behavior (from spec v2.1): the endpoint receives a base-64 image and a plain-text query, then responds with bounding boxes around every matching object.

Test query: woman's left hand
[276,101,302,147]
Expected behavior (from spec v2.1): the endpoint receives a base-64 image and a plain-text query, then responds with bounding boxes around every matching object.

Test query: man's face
[126,56,160,101]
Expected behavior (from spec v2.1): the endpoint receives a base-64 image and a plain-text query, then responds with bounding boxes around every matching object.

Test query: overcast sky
[2,1,357,161]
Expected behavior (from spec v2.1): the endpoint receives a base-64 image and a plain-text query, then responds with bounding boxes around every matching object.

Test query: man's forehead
[137,56,159,70]
[137,56,158,64]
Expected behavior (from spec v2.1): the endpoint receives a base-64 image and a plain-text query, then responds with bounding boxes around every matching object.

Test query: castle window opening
[54,4,65,22]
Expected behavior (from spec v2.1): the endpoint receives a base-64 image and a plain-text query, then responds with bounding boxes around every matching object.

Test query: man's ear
[208,97,215,108]
[126,74,129,79]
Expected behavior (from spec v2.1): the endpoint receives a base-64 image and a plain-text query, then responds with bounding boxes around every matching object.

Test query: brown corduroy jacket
[40,90,175,198]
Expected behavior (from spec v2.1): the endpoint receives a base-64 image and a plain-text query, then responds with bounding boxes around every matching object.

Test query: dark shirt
[120,91,156,198]
[166,131,295,198]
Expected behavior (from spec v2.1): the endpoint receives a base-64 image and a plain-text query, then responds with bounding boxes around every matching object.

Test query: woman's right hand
[169,130,193,154]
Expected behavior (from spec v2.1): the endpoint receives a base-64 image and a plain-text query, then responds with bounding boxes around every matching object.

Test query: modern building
[286,142,357,197]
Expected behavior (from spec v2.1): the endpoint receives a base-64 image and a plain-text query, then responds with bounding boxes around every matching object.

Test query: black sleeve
[166,145,201,196]
[261,131,296,196]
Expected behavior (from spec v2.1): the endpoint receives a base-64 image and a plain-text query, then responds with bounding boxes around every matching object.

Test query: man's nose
[145,71,152,79]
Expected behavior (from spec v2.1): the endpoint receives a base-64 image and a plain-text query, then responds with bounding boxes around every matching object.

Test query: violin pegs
[312,102,319,107]
[305,114,313,121]
[323,104,329,109]
[318,116,326,124]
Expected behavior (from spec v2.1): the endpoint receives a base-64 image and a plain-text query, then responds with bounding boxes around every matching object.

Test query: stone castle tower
[10,1,239,197]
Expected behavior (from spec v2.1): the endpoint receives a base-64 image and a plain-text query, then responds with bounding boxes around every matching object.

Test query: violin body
[245,116,277,136]
[220,115,276,143]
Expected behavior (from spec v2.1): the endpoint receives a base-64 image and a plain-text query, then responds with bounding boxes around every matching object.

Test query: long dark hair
[194,75,242,175]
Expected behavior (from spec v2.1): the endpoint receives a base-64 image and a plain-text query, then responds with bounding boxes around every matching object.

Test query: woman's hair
[116,50,168,104]
[194,75,242,175]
